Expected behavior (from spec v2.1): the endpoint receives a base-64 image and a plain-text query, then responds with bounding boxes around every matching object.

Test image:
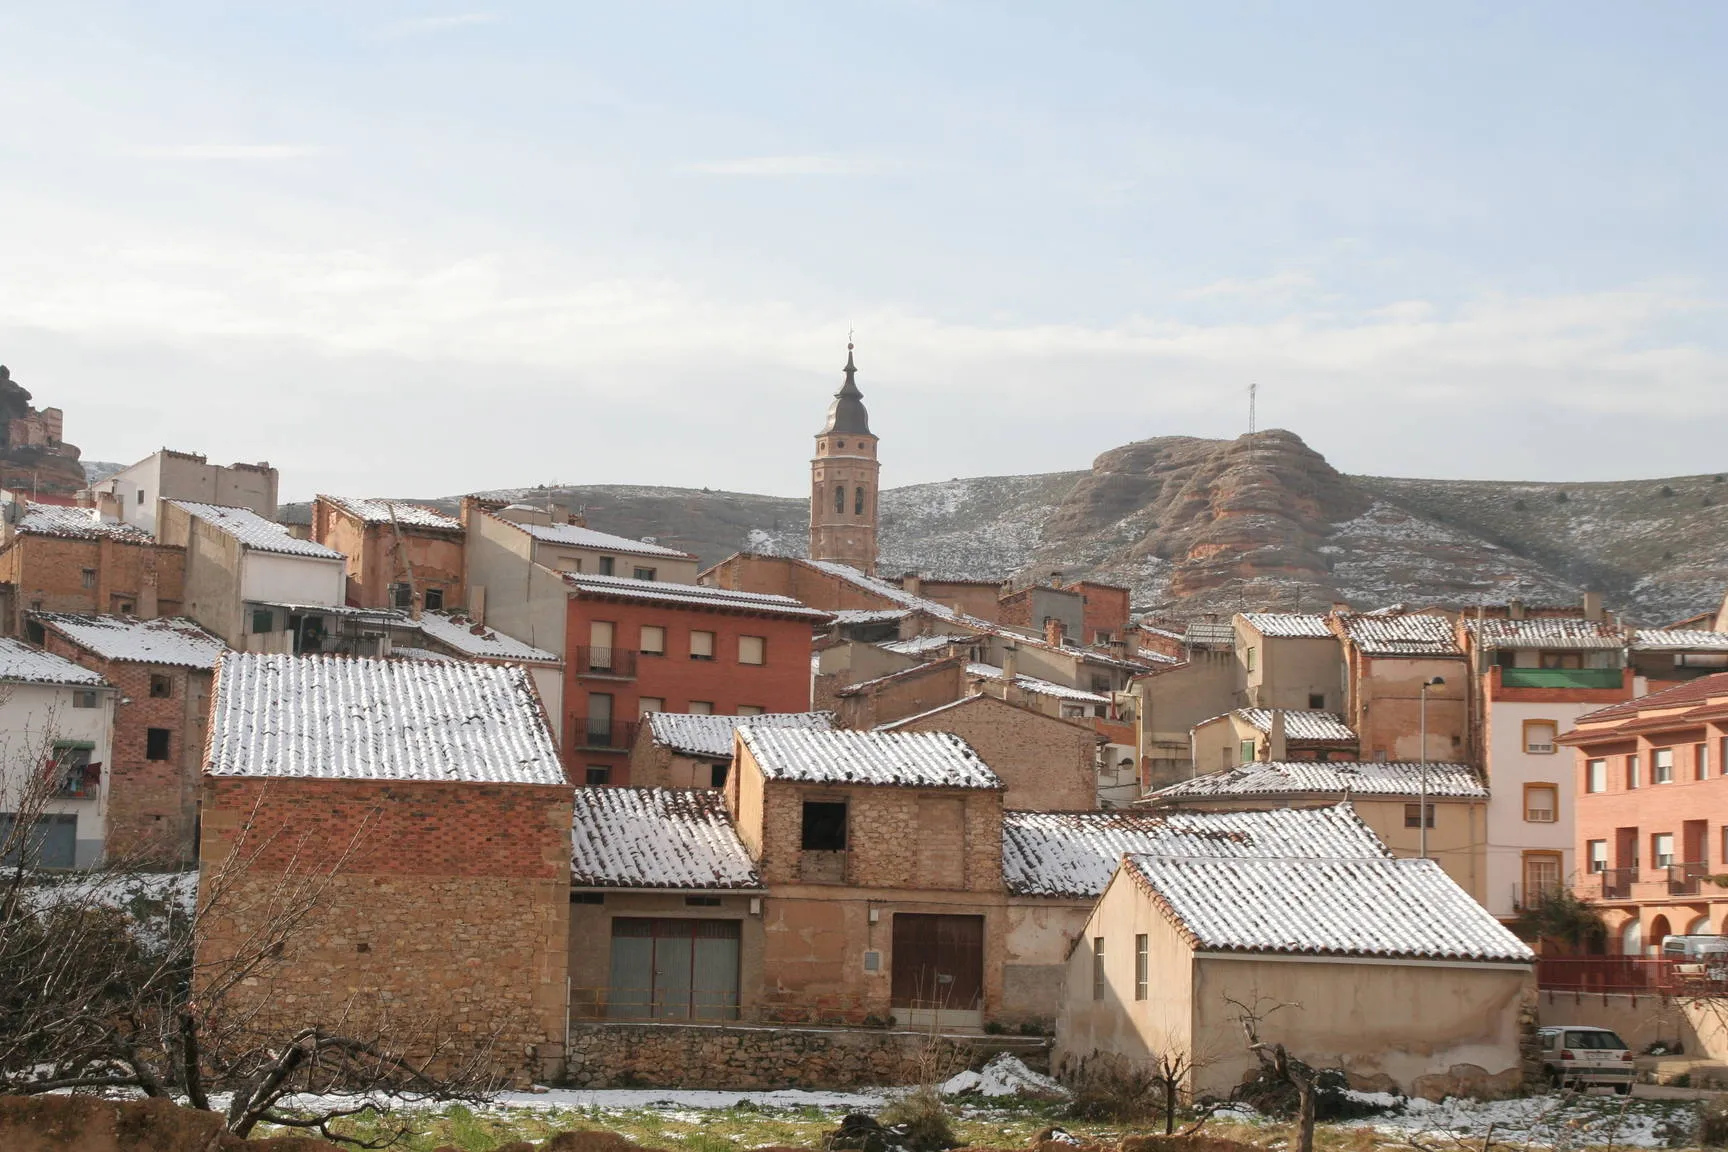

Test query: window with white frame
[1588,839,1608,873]
[1654,832,1675,868]
[1654,748,1675,784]
[1586,758,1607,793]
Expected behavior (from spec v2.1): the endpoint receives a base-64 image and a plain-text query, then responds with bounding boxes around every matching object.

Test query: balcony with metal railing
[1600,866,1636,901]
[575,717,638,751]
[1669,861,1709,896]
[574,646,637,679]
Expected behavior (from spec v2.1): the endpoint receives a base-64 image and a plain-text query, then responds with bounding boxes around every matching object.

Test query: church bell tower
[809,343,880,574]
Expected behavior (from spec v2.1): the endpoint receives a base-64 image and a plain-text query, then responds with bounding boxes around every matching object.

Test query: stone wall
[565,1020,986,1089]
[888,694,1095,812]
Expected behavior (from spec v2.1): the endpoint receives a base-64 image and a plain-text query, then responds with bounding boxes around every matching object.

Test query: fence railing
[1537,956,1728,996]
[574,646,638,679]
[1600,867,1636,900]
[1669,862,1709,896]
[575,717,638,750]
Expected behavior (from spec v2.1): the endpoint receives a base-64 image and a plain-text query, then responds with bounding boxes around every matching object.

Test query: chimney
[1049,570,1063,587]
[1330,601,1349,616]
[1044,617,1066,648]
[1583,590,1603,621]
[902,572,922,597]
[1509,598,1526,620]
[1002,643,1019,681]
[1123,631,1139,658]
[1267,710,1288,761]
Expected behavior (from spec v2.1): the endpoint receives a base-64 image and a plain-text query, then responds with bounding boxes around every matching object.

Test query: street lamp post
[1419,675,1446,859]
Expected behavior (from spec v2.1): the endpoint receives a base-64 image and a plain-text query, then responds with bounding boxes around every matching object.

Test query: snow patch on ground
[940,1054,1067,1099]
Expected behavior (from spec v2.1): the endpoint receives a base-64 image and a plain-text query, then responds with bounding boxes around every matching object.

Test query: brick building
[1559,672,1728,954]
[33,613,226,864]
[726,725,1005,1028]
[0,503,185,634]
[312,496,465,613]
[197,653,573,1079]
[564,575,830,786]
[879,693,1099,811]
[1332,613,1471,762]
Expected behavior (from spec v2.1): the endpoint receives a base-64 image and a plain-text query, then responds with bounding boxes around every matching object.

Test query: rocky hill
[323,429,1727,624]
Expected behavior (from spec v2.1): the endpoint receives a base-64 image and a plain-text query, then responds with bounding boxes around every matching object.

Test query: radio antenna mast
[1248,383,1258,435]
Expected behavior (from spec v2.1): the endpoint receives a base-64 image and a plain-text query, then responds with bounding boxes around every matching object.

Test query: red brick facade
[0,535,184,635]
[39,629,209,864]
[311,499,466,612]
[196,775,572,1077]
[566,590,818,785]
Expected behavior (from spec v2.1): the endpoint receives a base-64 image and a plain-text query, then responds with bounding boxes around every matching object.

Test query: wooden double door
[891,913,984,1020]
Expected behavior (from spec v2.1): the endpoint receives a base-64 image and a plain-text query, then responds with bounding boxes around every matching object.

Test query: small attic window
[836,440,846,449]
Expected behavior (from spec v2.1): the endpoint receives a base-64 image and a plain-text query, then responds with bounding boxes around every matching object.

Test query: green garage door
[608,918,741,1021]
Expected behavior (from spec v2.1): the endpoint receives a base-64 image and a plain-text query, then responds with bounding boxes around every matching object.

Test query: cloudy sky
[1,2,1724,501]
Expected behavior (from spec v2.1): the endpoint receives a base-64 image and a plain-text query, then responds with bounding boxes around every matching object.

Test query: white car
[1537,1026,1634,1093]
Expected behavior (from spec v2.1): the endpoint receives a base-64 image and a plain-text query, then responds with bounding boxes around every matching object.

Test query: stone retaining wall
[566,1022,1044,1090]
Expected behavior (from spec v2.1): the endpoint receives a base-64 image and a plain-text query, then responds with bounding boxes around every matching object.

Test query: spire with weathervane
[809,338,880,574]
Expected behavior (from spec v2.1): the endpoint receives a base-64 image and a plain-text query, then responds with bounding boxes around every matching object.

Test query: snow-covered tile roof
[567,574,832,620]
[805,560,998,629]
[0,636,108,686]
[646,711,838,759]
[967,663,1110,704]
[1464,617,1624,650]
[171,502,345,560]
[740,726,1002,790]
[11,503,154,543]
[207,653,565,785]
[499,515,695,560]
[1634,629,1728,652]
[417,611,561,664]
[1337,613,1462,657]
[1152,759,1486,801]
[1002,803,1391,898]
[387,646,462,663]
[881,634,978,657]
[570,787,761,890]
[1239,613,1333,639]
[1125,854,1533,963]
[33,613,226,670]
[319,495,462,531]
[1572,671,1728,723]
[1232,709,1358,745]
[1183,622,1237,648]
[832,608,913,625]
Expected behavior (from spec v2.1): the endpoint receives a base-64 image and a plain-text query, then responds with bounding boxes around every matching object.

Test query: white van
[1537,1026,1634,1093]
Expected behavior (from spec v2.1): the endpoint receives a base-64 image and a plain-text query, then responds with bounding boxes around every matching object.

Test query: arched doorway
[1621,918,1643,956]
[1650,915,1673,956]
[1687,913,1712,936]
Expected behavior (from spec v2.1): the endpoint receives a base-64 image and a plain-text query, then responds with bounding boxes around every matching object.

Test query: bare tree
[1225,992,1318,1152]
[0,783,520,1146]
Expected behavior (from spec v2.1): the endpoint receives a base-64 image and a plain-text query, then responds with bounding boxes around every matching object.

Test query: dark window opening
[802,801,848,851]
[149,673,172,699]
[633,567,656,581]
[572,892,605,904]
[585,766,611,786]
[598,557,615,576]
[390,583,412,609]
[685,895,722,907]
[423,587,444,611]
[1308,693,1326,709]
[146,728,171,761]
[251,608,275,634]
[854,486,866,515]
[1404,802,1435,828]
[81,569,96,589]
[24,620,44,645]
[834,485,845,513]
[710,761,730,789]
